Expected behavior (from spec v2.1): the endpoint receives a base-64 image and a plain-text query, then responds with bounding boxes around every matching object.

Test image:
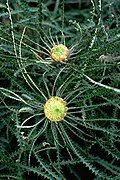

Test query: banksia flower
[50,44,70,62]
[30,30,80,64]
[44,97,68,122]
[2,67,86,166]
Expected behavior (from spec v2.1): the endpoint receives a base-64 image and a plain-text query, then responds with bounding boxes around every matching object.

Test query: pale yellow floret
[50,44,69,62]
[44,97,68,122]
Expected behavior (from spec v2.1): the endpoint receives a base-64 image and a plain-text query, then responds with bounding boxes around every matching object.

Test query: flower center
[44,97,68,122]
[50,44,69,62]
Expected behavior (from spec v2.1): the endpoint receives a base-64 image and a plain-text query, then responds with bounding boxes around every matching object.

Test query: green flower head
[50,44,69,62]
[44,97,68,122]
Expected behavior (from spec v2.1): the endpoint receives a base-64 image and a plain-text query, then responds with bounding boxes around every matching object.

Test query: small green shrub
[0,0,120,179]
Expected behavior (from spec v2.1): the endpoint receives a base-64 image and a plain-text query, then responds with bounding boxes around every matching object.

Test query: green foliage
[0,0,120,179]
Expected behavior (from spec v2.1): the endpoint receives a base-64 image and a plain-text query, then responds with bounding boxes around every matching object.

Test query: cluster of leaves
[0,0,120,179]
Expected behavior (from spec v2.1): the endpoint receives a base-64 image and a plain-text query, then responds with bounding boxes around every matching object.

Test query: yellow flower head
[50,44,69,62]
[44,97,68,122]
